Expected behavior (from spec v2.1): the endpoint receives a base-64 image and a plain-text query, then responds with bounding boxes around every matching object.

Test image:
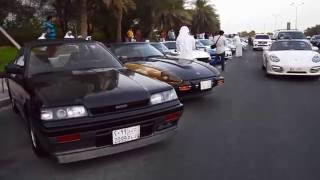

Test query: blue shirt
[43,21,56,39]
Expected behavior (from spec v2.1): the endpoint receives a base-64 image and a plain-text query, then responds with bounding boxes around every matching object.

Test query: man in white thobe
[176,26,196,60]
[234,35,243,57]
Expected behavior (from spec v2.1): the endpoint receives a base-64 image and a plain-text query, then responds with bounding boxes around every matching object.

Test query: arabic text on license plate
[200,80,212,90]
[112,125,140,145]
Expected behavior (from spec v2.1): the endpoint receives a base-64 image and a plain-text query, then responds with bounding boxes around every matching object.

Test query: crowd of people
[40,15,245,72]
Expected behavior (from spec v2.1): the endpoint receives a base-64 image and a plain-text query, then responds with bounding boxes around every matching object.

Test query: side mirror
[312,46,319,51]
[5,64,23,75]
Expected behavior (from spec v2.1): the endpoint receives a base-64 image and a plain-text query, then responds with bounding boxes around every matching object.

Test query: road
[1,49,320,180]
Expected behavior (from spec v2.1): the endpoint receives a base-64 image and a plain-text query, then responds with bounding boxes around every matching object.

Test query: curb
[0,97,10,108]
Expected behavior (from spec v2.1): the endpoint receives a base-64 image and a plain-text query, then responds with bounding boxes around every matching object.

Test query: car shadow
[266,75,320,82]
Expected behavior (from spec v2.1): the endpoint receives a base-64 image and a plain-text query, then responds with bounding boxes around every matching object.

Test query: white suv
[253,34,272,50]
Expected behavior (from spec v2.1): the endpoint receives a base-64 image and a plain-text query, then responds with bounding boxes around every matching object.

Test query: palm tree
[102,0,136,42]
[191,0,220,34]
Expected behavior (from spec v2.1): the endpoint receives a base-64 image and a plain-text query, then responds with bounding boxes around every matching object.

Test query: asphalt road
[2,49,320,180]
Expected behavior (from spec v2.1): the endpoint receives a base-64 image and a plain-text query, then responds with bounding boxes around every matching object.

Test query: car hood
[127,57,218,80]
[270,50,318,65]
[27,68,171,108]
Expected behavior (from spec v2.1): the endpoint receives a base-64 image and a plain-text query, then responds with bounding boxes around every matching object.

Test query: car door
[7,48,27,111]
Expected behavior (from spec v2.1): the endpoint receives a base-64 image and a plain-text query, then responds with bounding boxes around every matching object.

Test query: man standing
[212,30,227,71]
[43,16,57,39]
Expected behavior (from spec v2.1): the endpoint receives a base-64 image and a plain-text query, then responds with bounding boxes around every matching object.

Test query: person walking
[234,34,243,57]
[43,16,57,39]
[176,26,196,59]
[212,30,227,71]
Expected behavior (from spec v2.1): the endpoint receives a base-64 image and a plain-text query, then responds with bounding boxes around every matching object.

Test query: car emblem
[115,104,128,109]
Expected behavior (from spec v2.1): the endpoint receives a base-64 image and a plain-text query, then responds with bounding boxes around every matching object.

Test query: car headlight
[269,55,280,62]
[41,106,88,121]
[150,89,178,105]
[312,55,320,63]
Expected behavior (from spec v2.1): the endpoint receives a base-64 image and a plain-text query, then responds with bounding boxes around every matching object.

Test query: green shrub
[0,47,18,72]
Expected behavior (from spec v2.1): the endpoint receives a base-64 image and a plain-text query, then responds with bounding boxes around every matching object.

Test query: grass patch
[0,46,18,72]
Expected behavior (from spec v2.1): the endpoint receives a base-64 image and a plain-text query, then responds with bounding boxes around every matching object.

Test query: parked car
[162,41,211,63]
[253,34,272,50]
[310,35,320,47]
[4,39,183,163]
[272,29,306,41]
[108,42,224,97]
[262,40,320,76]
[195,39,232,60]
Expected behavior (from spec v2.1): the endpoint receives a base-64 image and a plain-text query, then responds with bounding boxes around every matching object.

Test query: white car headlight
[269,55,280,62]
[312,55,320,63]
[41,106,88,121]
[150,89,178,105]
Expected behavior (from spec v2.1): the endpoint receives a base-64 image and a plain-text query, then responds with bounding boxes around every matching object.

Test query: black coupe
[108,42,224,98]
[4,40,183,163]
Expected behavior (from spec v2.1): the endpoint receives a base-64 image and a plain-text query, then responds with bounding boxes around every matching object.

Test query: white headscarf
[176,26,195,59]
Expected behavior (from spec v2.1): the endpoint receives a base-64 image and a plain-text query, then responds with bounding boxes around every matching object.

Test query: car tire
[28,120,48,157]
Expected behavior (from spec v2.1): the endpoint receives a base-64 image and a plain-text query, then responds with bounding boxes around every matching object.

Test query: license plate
[200,80,212,90]
[112,125,140,145]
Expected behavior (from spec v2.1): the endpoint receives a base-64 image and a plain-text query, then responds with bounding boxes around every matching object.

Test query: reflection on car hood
[28,69,170,108]
[128,57,218,80]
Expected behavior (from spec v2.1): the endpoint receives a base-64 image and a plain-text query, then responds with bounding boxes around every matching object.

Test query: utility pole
[290,2,304,29]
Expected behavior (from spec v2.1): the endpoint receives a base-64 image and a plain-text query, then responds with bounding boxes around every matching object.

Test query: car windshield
[112,43,164,59]
[196,41,205,48]
[151,43,169,53]
[270,41,312,51]
[255,35,270,39]
[199,39,213,46]
[29,43,122,75]
[163,42,176,49]
[278,32,305,39]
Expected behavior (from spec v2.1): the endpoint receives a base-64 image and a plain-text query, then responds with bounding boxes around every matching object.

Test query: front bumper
[55,126,177,163]
[253,44,270,49]
[175,76,224,98]
[266,63,320,76]
[36,101,183,163]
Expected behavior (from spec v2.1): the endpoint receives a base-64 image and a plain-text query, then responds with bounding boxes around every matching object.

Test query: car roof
[273,39,310,42]
[24,39,95,47]
[108,42,148,45]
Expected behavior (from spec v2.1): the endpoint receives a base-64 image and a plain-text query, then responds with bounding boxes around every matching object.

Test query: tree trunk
[116,9,122,42]
[80,0,88,38]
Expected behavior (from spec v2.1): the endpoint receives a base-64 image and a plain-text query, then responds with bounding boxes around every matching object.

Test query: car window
[112,44,164,59]
[278,32,305,39]
[151,43,169,53]
[28,43,122,75]
[163,42,176,49]
[14,55,25,67]
[271,41,312,51]
[199,39,213,46]
[255,35,270,39]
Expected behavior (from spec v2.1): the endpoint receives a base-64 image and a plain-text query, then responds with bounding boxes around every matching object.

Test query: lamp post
[272,14,280,30]
[290,2,304,29]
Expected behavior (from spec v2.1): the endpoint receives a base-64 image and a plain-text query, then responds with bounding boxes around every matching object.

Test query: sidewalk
[0,78,10,108]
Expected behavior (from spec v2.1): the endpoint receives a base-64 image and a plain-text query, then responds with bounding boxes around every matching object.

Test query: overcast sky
[208,0,319,33]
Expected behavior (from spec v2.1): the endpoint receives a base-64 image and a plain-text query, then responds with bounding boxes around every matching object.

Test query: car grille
[287,71,307,74]
[89,100,149,116]
[258,41,267,44]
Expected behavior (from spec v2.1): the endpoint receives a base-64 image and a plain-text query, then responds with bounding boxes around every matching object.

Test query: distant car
[272,29,306,41]
[196,39,232,60]
[262,40,320,76]
[5,40,183,163]
[253,34,272,50]
[310,35,320,47]
[162,41,211,63]
[108,42,224,97]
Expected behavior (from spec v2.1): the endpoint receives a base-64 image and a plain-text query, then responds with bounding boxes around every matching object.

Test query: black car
[311,35,320,47]
[4,40,183,163]
[108,42,224,98]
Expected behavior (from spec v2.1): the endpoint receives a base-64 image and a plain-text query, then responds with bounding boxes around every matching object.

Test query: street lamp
[290,2,304,29]
[272,14,280,30]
